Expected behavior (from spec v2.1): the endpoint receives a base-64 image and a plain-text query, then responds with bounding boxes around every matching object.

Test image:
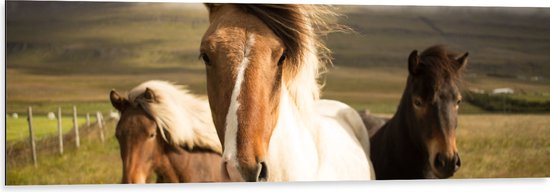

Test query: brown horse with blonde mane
[110,80,240,183]
[371,46,468,179]
[370,45,468,179]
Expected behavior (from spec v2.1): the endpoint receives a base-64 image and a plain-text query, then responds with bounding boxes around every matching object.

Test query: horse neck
[153,145,190,183]
[155,145,224,182]
[264,35,324,180]
[265,87,320,181]
[376,78,426,162]
[369,79,429,179]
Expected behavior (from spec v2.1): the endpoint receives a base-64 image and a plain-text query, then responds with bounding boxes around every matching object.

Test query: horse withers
[370,45,468,179]
[110,80,240,183]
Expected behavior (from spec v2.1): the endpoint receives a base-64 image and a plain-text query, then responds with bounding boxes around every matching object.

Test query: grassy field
[455,115,550,178]
[5,115,548,185]
[6,119,122,185]
[5,1,550,183]
[6,116,87,142]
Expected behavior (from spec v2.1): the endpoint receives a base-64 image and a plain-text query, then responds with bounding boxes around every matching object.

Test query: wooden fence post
[57,107,63,155]
[97,111,105,143]
[100,112,105,130]
[86,113,90,127]
[27,106,37,167]
[73,105,80,149]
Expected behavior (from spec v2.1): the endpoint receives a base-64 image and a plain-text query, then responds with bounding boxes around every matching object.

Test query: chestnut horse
[110,80,240,183]
[370,45,468,179]
[200,4,374,182]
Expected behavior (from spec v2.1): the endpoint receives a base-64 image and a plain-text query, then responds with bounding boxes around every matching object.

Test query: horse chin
[433,172,454,179]
[424,170,438,179]
[426,166,454,179]
[223,161,245,182]
[424,162,442,179]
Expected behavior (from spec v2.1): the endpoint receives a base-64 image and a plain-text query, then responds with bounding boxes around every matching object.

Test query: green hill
[6,2,550,114]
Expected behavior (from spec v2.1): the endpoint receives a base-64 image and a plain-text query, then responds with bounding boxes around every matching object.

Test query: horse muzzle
[239,161,269,182]
[433,152,461,178]
[122,173,147,184]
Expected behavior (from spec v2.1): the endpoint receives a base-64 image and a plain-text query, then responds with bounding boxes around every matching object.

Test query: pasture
[6,116,86,141]
[6,119,121,185]
[456,115,550,178]
[5,115,549,184]
[5,1,550,184]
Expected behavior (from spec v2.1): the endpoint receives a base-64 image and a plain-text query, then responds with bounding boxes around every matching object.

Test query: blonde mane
[127,80,222,154]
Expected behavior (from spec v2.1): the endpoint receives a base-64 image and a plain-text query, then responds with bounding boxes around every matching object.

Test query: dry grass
[6,68,207,103]
[6,120,121,185]
[5,115,548,185]
[454,114,550,178]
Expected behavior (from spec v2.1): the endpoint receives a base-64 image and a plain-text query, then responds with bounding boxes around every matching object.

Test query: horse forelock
[127,80,222,154]
[417,45,465,99]
[236,4,342,115]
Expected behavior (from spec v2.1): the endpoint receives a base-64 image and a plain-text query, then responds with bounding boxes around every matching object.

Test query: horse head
[406,45,468,178]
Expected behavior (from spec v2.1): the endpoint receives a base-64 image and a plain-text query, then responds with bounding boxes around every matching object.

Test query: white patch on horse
[223,34,255,164]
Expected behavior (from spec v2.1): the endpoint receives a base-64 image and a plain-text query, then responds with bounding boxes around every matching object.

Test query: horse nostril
[454,153,461,171]
[257,161,269,182]
[434,153,445,169]
[434,153,460,178]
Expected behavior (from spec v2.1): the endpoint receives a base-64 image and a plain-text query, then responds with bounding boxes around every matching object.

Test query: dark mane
[417,45,465,92]
[238,4,343,75]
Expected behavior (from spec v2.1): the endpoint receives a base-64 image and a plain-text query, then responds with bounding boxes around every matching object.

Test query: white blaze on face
[223,34,255,166]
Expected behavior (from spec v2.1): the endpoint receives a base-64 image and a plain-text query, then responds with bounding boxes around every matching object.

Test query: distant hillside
[6,2,550,113]
[6,1,208,75]
[7,2,550,79]
[329,5,550,79]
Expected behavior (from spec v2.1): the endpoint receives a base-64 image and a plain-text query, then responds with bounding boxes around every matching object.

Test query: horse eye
[413,98,423,106]
[149,133,155,138]
[199,53,211,66]
[457,99,462,105]
[277,52,286,66]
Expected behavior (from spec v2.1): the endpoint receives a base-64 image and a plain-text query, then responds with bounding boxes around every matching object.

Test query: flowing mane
[235,4,342,112]
[127,80,222,154]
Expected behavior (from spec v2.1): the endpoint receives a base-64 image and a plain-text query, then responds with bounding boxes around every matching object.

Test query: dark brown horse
[110,80,240,183]
[370,45,468,179]
[358,109,389,138]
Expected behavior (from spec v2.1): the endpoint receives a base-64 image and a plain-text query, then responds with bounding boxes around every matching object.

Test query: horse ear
[110,90,128,112]
[455,52,469,70]
[408,50,420,75]
[143,88,156,102]
[204,3,220,13]
[204,3,222,22]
